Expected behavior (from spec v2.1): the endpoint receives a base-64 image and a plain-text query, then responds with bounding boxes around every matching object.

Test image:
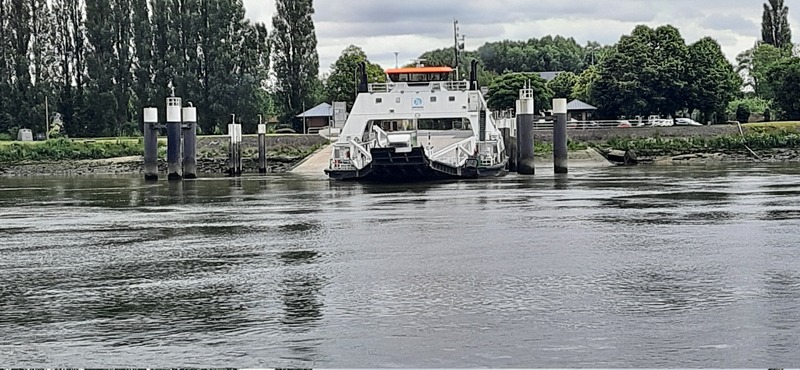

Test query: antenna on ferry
[412,58,426,68]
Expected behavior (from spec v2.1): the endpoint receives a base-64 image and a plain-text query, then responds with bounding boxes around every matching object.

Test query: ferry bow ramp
[290,143,334,178]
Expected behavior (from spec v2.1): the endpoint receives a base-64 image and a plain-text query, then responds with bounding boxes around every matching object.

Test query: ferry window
[417,118,467,130]
[449,96,456,102]
[398,74,409,82]
[430,96,437,102]
[411,74,426,82]
[376,98,382,103]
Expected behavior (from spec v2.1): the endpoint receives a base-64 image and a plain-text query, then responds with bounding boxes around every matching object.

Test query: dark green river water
[1,165,799,367]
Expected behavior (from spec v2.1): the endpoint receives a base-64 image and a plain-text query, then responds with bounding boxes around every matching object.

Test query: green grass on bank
[743,121,800,130]
[0,138,146,163]
[603,129,800,153]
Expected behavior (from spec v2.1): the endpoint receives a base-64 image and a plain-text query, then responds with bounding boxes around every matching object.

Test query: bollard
[258,122,267,174]
[166,97,183,181]
[516,88,535,175]
[500,128,511,170]
[143,107,159,181]
[553,98,568,174]
[236,125,242,175]
[228,121,243,176]
[182,106,198,179]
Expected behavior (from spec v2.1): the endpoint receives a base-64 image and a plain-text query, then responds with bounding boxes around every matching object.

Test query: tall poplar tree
[52,0,87,137]
[111,0,134,135]
[131,0,153,129]
[0,0,12,134]
[84,0,115,136]
[270,0,319,131]
[27,0,57,135]
[762,0,793,49]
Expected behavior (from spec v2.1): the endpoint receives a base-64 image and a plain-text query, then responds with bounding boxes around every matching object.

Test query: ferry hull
[326,147,507,182]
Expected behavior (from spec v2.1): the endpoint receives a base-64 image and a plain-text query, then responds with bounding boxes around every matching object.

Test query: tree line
[1,0,798,140]
[0,0,321,139]
[407,0,798,123]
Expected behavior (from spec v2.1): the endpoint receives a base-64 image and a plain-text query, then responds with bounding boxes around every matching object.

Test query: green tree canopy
[547,71,577,100]
[737,43,793,98]
[325,45,385,110]
[486,73,552,113]
[686,37,741,123]
[762,0,793,49]
[592,25,689,118]
[477,35,586,74]
[270,0,319,131]
[571,66,600,104]
[766,57,800,120]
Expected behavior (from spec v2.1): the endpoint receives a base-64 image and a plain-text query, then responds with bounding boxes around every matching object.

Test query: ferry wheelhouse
[325,63,507,182]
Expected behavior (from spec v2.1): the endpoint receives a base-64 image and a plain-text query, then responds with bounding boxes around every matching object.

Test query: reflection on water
[2,165,800,367]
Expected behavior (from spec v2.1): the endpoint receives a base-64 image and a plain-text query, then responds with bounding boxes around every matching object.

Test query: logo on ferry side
[412,97,424,109]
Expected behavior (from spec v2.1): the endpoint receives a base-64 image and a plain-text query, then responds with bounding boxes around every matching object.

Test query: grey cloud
[313,0,659,26]
[700,14,759,35]
[244,0,781,72]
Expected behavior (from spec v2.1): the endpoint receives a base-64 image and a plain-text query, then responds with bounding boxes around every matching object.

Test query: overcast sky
[242,0,799,74]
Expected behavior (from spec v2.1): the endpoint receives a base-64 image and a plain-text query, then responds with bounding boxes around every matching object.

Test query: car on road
[675,118,703,126]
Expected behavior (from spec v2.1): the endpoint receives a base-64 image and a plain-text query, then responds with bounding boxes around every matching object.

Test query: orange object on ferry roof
[385,66,454,74]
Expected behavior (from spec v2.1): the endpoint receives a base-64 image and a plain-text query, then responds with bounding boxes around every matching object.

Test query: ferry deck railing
[368,81,470,93]
[430,137,475,167]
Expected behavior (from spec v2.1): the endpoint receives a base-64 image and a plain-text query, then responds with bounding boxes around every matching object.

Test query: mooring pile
[143,96,269,181]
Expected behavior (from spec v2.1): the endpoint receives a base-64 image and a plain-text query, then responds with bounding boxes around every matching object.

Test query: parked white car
[675,118,703,126]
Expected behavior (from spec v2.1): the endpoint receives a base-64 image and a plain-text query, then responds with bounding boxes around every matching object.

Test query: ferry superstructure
[325,63,507,182]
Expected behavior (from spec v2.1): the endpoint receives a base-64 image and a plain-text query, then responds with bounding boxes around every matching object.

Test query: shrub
[0,138,145,163]
[736,104,751,123]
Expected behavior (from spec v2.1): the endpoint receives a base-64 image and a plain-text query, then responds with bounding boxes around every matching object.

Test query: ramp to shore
[290,144,333,176]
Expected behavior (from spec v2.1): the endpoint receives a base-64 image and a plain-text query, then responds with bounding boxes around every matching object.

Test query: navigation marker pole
[553,98,569,174]
[516,84,536,175]
[258,115,267,174]
[143,107,159,181]
[182,105,198,179]
[166,96,183,181]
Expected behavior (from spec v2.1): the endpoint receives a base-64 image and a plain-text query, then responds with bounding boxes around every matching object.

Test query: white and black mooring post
[143,107,159,181]
[166,97,183,181]
[258,117,267,174]
[182,105,198,179]
[228,116,243,176]
[516,86,536,175]
[553,98,569,174]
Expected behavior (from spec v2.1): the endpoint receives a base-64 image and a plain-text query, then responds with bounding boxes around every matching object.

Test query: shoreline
[2,148,795,178]
[0,155,306,177]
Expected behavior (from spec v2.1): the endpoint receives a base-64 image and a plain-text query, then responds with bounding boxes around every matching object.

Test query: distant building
[296,103,333,134]
[536,71,565,82]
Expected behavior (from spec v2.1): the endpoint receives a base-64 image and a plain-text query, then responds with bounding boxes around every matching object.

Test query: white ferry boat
[325,63,508,182]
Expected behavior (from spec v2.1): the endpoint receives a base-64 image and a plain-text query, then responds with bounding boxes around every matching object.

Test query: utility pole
[45,96,49,140]
[453,20,465,79]
[454,19,460,77]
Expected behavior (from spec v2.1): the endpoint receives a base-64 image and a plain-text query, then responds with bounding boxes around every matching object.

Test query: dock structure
[142,96,198,181]
[290,144,334,178]
[228,117,243,177]
[258,119,268,174]
[553,98,569,174]
[143,107,159,181]
[166,97,183,181]
[516,86,536,175]
[182,106,198,179]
